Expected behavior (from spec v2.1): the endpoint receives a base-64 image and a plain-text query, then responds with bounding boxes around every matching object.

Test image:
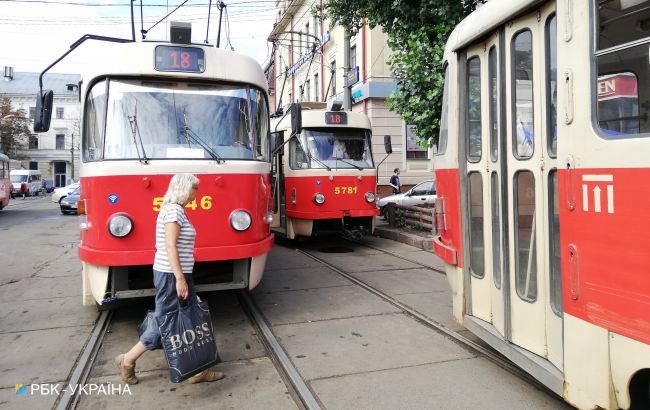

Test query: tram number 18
[334,186,358,195]
[152,196,213,212]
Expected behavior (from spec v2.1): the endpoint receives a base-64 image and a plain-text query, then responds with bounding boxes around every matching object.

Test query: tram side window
[469,172,485,278]
[512,30,534,159]
[596,1,650,136]
[546,14,557,157]
[515,171,537,302]
[467,57,482,162]
[549,170,562,315]
[251,89,270,161]
[489,47,498,162]
[436,65,450,155]
[83,80,107,162]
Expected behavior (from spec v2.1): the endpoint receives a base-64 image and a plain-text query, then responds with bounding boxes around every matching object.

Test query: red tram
[35,36,274,306]
[269,102,382,239]
[433,0,650,408]
[0,153,11,210]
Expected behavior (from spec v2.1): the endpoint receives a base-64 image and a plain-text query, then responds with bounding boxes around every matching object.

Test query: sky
[0,0,277,74]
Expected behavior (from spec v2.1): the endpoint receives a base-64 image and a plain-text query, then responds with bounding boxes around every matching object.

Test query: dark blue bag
[158,298,220,383]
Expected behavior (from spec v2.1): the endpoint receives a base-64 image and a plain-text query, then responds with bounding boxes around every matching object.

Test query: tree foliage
[0,96,31,158]
[319,0,482,146]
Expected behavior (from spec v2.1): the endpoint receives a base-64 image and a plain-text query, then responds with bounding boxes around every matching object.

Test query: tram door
[502,4,562,368]
[464,3,562,369]
[465,33,505,337]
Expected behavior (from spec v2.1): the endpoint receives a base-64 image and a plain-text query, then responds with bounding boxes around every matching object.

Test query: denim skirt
[138,269,197,351]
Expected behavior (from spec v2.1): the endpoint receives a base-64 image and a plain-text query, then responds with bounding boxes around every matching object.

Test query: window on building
[56,107,64,119]
[331,60,337,96]
[350,45,357,72]
[305,23,310,53]
[305,79,310,101]
[405,125,429,160]
[314,73,319,102]
[56,134,65,150]
[29,134,38,149]
[29,161,38,170]
[313,16,320,39]
[29,107,35,120]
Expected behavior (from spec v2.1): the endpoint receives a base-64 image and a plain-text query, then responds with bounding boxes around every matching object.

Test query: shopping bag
[158,298,220,383]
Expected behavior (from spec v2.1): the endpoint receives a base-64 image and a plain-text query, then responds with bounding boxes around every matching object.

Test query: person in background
[389,168,401,194]
[115,173,224,385]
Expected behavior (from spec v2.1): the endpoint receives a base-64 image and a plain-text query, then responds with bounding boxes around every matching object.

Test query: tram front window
[83,79,269,161]
[291,128,374,170]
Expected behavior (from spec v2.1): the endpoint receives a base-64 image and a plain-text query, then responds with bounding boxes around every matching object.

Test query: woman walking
[115,173,224,385]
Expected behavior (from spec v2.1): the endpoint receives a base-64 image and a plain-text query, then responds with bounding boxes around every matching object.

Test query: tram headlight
[230,210,252,231]
[365,192,375,203]
[314,193,325,204]
[264,211,274,224]
[108,214,133,238]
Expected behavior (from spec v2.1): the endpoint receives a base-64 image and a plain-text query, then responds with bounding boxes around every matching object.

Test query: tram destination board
[325,112,347,125]
[155,46,205,73]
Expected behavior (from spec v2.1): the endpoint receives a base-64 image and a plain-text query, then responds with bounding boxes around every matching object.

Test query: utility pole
[343,29,351,110]
[70,131,74,183]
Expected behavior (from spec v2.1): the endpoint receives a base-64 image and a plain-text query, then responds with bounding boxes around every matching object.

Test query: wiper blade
[128,104,149,164]
[333,157,363,171]
[183,125,225,164]
[296,138,331,171]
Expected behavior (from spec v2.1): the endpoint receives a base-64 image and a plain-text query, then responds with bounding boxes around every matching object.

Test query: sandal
[187,370,225,384]
[115,354,139,385]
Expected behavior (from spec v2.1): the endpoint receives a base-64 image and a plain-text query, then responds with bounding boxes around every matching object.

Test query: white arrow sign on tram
[582,174,614,214]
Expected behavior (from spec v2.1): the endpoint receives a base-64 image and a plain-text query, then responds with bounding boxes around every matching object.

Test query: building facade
[0,67,81,187]
[267,0,434,194]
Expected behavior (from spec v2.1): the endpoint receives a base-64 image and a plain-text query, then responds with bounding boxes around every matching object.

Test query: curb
[373,225,434,252]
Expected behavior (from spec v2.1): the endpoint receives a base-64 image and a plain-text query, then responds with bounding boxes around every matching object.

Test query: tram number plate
[155,46,205,73]
[152,196,212,212]
[334,186,357,195]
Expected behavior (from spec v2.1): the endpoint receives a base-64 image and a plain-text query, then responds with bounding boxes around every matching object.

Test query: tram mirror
[34,89,54,132]
[290,103,302,135]
[384,135,393,154]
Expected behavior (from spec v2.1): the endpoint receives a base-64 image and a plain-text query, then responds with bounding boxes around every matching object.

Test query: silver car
[377,180,436,216]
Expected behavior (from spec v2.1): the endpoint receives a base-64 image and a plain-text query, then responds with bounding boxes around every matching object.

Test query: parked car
[42,180,55,193]
[377,180,436,216]
[60,187,80,214]
[52,182,80,204]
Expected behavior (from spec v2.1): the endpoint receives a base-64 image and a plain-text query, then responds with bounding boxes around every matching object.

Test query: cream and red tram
[40,40,274,306]
[433,0,650,408]
[269,102,379,239]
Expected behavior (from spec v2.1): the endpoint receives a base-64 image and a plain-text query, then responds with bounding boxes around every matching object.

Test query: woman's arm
[164,222,189,299]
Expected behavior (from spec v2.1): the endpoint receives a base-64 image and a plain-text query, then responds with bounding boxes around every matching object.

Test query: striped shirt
[153,203,196,274]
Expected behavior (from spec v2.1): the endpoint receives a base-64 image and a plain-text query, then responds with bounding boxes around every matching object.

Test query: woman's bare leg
[124,342,147,366]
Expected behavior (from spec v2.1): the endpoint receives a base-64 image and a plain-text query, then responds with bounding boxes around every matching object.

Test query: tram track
[296,246,561,402]
[53,310,113,410]
[238,290,322,410]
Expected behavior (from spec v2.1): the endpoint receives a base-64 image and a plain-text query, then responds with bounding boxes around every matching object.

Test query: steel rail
[238,290,322,410]
[54,310,113,410]
[296,248,558,399]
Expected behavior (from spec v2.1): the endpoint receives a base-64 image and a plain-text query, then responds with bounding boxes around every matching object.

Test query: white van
[10,169,42,197]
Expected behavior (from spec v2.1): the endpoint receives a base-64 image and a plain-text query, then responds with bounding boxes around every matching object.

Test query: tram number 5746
[152,196,213,212]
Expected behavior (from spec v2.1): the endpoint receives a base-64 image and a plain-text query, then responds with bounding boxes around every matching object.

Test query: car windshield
[10,175,27,183]
[411,181,436,195]
[83,79,269,161]
[293,128,374,169]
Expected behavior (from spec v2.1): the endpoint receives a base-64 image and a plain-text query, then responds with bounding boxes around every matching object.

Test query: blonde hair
[163,173,200,205]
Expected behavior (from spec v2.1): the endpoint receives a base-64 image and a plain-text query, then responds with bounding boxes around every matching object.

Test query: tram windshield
[83,79,269,161]
[291,128,374,170]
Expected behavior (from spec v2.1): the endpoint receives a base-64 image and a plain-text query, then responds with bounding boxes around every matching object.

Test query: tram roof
[444,0,545,60]
[80,41,268,93]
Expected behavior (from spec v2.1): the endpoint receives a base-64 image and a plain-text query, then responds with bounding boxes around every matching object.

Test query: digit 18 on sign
[324,112,347,125]
[155,46,205,73]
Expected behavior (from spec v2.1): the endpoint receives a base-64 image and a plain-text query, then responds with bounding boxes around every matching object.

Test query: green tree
[318,0,482,146]
[0,96,31,158]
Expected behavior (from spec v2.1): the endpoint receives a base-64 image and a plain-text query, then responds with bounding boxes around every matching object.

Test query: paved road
[0,198,569,409]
